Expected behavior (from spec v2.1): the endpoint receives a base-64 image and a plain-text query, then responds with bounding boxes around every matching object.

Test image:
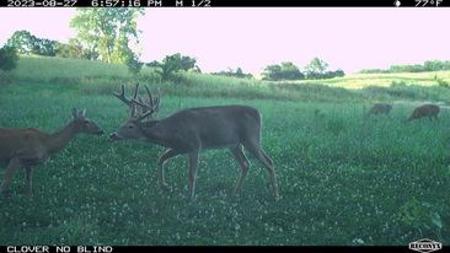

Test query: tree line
[261,58,345,81]
[360,60,450,74]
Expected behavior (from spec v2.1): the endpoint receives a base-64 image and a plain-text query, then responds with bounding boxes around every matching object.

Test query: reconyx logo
[409,238,442,253]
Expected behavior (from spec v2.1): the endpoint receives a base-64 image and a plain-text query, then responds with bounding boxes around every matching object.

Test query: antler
[113,84,139,106]
[113,83,161,120]
[130,86,161,120]
[113,83,141,116]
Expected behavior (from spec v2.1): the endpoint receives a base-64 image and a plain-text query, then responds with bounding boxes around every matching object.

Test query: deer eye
[84,120,90,124]
[128,125,134,129]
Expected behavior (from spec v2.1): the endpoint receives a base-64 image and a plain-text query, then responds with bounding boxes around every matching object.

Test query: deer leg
[0,157,21,197]
[25,167,33,198]
[158,149,180,189]
[244,142,280,200]
[230,145,249,195]
[187,151,199,200]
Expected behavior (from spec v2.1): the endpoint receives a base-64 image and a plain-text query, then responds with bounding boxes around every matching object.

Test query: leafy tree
[55,39,97,60]
[0,46,18,72]
[31,38,58,56]
[262,64,282,81]
[55,42,76,58]
[424,60,450,72]
[280,62,304,80]
[320,69,345,79]
[333,69,345,77]
[389,64,425,73]
[70,8,144,64]
[262,62,304,81]
[6,30,37,54]
[148,53,200,81]
[359,68,389,74]
[305,57,329,77]
[178,55,197,71]
[6,30,58,56]
[360,60,450,74]
[236,67,243,76]
[211,67,253,79]
[303,58,345,79]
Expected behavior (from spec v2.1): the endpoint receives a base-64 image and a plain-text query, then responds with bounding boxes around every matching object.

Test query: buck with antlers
[110,84,279,200]
[0,108,103,198]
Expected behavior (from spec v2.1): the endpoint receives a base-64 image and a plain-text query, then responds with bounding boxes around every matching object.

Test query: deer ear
[81,109,86,117]
[72,108,79,119]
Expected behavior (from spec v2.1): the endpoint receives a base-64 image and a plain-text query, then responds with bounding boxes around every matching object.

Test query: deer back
[140,105,261,151]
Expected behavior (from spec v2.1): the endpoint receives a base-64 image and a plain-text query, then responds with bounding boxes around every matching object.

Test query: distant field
[5,56,450,104]
[0,56,449,245]
[290,71,450,89]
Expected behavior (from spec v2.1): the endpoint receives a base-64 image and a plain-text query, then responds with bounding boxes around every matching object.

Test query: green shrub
[0,46,18,72]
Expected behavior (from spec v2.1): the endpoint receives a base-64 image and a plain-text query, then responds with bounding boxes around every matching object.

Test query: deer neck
[46,121,79,154]
[141,121,168,146]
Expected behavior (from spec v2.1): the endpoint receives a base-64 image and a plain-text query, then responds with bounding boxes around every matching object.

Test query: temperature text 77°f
[415,0,443,6]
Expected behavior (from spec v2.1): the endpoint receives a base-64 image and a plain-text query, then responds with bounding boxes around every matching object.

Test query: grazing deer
[367,103,392,116]
[407,104,440,121]
[109,84,279,200]
[0,108,103,198]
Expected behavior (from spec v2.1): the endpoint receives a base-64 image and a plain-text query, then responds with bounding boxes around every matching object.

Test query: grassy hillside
[0,56,449,245]
[5,56,450,104]
[8,56,161,82]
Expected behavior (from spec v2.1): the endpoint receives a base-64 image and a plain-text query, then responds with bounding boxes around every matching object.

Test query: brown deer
[0,108,103,198]
[367,103,392,116]
[407,104,440,121]
[109,84,279,200]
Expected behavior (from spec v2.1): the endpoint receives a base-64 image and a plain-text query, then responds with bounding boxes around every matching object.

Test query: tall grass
[8,56,160,82]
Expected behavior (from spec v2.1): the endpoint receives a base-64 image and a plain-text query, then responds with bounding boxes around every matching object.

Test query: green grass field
[0,56,449,245]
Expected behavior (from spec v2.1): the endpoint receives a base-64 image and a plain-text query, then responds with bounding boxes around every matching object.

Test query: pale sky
[1,8,450,74]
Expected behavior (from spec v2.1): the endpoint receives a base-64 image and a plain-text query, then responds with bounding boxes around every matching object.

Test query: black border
[2,246,450,253]
[0,1,449,252]
[1,0,450,7]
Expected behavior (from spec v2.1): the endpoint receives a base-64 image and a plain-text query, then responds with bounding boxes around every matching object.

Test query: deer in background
[367,103,393,116]
[0,108,103,198]
[109,84,279,200]
[407,104,440,121]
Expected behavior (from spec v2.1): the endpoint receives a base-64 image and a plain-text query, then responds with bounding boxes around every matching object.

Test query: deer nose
[109,132,121,141]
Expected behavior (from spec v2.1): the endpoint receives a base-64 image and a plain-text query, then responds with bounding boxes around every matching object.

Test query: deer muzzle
[109,132,123,141]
